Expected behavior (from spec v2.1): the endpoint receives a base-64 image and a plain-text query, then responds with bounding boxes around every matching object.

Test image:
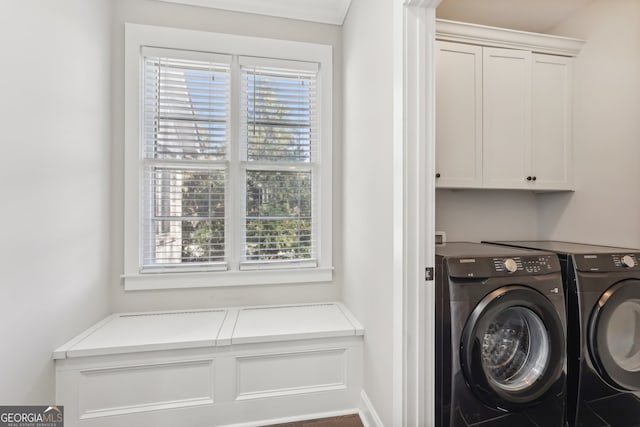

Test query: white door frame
[393,1,440,426]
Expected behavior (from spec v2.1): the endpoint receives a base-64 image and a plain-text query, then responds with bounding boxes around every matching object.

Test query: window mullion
[228,55,242,272]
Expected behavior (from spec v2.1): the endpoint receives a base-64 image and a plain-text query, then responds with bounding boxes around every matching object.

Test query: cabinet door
[530,54,573,190]
[482,47,532,189]
[435,41,483,188]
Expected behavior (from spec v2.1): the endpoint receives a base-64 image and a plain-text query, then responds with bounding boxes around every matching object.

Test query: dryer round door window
[607,300,640,372]
[589,279,640,390]
[461,285,565,409]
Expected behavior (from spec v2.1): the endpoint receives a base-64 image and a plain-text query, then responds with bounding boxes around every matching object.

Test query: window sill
[121,266,334,291]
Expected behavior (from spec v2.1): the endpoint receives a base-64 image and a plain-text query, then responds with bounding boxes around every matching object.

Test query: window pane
[144,56,230,161]
[244,170,313,262]
[145,167,226,266]
[242,66,317,163]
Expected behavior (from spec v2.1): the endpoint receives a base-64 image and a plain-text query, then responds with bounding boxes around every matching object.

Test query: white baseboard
[359,390,384,427]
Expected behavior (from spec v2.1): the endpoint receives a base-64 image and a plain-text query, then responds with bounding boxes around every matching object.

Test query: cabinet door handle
[526,176,532,181]
[532,176,537,181]
[436,173,441,178]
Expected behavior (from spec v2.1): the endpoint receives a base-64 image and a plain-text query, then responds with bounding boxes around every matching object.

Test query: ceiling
[436,0,596,33]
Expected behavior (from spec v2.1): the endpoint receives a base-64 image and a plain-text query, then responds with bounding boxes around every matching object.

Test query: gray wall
[342,0,395,424]
[538,0,640,248]
[0,0,112,403]
[110,0,344,312]
[436,189,538,242]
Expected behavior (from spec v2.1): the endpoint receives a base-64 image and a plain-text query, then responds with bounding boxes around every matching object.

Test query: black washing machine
[484,241,640,427]
[436,242,567,427]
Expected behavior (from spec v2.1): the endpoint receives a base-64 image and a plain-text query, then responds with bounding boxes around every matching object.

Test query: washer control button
[621,255,636,268]
[503,258,518,273]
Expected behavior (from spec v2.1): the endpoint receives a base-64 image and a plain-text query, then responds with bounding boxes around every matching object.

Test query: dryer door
[461,285,565,410]
[589,279,640,391]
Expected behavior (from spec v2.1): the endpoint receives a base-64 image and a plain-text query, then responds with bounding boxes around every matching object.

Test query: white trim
[54,302,362,359]
[122,267,333,291]
[392,1,405,424]
[52,315,119,360]
[124,23,333,290]
[423,7,438,427]
[126,23,333,59]
[359,390,384,427]
[436,19,585,57]
[398,1,439,427]
[152,0,352,25]
[335,302,365,335]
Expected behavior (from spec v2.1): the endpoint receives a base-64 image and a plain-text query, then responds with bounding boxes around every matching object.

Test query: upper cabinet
[482,46,532,189]
[530,54,574,190]
[435,20,584,191]
[436,41,483,188]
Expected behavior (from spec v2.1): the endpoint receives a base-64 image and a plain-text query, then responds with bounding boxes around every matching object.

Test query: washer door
[589,279,640,391]
[460,285,565,410]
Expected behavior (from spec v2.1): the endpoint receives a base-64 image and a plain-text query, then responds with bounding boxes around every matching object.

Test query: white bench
[54,303,364,427]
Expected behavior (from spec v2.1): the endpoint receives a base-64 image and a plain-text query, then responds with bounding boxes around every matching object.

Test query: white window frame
[123,23,333,290]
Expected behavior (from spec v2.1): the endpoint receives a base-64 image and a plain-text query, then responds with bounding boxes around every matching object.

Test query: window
[124,24,333,290]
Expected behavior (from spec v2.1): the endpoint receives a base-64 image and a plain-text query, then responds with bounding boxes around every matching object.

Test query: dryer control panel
[447,254,560,278]
[574,253,640,272]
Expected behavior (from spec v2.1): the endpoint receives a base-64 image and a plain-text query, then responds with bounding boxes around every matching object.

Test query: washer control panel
[493,256,556,274]
[494,257,522,273]
[448,254,559,278]
[575,253,640,272]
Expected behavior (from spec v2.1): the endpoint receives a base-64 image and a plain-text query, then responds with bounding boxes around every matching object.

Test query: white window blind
[239,59,319,268]
[142,48,230,272]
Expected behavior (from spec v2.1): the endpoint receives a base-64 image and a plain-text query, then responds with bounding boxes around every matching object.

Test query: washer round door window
[482,306,550,391]
[589,280,640,391]
[461,286,565,409]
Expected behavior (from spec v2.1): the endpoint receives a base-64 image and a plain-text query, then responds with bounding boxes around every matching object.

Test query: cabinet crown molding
[436,19,584,57]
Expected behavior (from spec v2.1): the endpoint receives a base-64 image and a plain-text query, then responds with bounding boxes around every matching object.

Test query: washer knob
[503,258,518,273]
[621,255,636,268]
